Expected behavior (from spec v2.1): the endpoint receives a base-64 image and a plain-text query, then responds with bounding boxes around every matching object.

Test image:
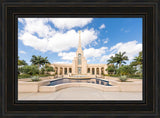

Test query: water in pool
[48,78,112,86]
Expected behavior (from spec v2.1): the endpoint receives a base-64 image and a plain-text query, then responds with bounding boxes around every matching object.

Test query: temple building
[51,31,108,77]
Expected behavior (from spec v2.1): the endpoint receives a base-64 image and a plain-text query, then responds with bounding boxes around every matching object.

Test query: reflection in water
[48,78,112,86]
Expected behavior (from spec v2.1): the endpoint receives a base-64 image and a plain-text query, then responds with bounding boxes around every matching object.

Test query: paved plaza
[18,87,142,100]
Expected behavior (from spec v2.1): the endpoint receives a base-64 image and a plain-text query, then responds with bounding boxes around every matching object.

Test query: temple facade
[51,31,108,77]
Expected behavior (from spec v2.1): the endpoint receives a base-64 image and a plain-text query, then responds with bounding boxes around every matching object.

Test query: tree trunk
[119,63,121,68]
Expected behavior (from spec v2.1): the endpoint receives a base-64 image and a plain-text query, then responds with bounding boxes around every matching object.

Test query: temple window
[78,53,81,65]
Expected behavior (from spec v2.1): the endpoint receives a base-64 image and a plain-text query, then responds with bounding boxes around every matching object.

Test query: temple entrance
[78,67,81,74]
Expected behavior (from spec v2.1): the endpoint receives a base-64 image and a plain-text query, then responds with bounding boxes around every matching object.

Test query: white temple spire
[78,30,82,50]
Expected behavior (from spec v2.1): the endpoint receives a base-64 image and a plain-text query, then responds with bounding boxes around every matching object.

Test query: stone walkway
[18,87,142,100]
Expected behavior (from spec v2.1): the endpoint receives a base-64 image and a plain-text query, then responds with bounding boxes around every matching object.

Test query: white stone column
[67,67,69,74]
[90,67,92,75]
[104,65,108,74]
[58,67,60,75]
[99,67,101,75]
[62,67,64,75]
[95,67,97,75]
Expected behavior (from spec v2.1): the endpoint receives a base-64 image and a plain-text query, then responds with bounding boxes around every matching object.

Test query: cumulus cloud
[49,18,93,29]
[20,18,56,38]
[84,47,108,59]
[100,41,142,63]
[99,24,105,29]
[58,52,76,61]
[109,40,142,61]
[57,47,108,62]
[18,18,25,24]
[19,50,26,54]
[53,61,71,64]
[18,18,98,53]
[100,53,115,63]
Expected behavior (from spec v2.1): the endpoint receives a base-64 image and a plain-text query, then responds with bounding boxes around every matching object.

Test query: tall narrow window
[78,67,81,74]
[78,53,81,65]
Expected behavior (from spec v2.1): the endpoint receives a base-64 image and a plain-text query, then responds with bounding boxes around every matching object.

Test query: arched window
[78,53,81,65]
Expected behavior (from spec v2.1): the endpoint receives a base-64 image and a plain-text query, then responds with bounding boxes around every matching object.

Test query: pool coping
[18,77,142,93]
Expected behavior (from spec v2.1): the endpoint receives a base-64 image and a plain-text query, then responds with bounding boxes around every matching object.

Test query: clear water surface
[48,78,112,86]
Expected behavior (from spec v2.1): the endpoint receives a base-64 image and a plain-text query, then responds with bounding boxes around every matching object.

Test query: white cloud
[18,18,25,24]
[110,40,142,60]
[20,18,56,38]
[58,52,76,60]
[104,38,109,44]
[87,60,91,63]
[19,32,49,52]
[84,47,108,59]
[19,50,26,54]
[18,18,98,53]
[100,40,142,63]
[53,61,71,64]
[49,18,93,29]
[57,47,108,62]
[100,53,114,63]
[99,24,105,29]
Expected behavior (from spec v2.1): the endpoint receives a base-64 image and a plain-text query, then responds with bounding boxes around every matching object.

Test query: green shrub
[19,65,39,75]
[18,74,31,79]
[109,74,119,77]
[105,65,117,75]
[119,75,128,82]
[40,67,45,74]
[117,65,137,75]
[31,76,40,82]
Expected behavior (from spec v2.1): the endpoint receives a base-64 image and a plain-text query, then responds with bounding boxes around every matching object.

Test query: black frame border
[0,0,160,117]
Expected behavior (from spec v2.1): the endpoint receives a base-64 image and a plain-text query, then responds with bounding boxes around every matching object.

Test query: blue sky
[18,18,142,65]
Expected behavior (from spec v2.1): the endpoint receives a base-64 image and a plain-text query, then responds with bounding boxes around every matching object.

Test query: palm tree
[41,57,50,66]
[130,51,142,66]
[133,51,142,65]
[107,52,128,68]
[18,56,28,65]
[113,52,128,68]
[107,56,116,64]
[30,55,50,68]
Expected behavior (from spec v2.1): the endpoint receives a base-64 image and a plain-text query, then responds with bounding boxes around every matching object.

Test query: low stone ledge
[39,83,120,92]
[18,82,39,92]
[18,80,51,93]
